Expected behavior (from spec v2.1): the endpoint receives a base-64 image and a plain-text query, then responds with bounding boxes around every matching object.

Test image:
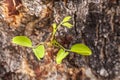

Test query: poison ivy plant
[12,16,92,64]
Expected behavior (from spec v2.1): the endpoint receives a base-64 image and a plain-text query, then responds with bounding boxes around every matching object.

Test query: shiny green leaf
[32,45,45,60]
[62,22,73,28]
[62,16,71,23]
[56,49,69,64]
[70,44,92,55]
[12,36,32,47]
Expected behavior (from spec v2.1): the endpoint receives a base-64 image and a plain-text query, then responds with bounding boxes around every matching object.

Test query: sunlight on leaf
[62,22,73,28]
[70,44,92,55]
[52,23,57,35]
[12,36,32,47]
[32,45,45,60]
[56,49,69,64]
[52,23,57,29]
[62,16,71,23]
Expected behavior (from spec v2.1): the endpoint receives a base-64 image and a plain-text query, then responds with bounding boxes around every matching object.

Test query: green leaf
[70,44,92,55]
[12,36,32,47]
[32,45,45,60]
[62,16,71,23]
[56,49,69,64]
[62,22,73,28]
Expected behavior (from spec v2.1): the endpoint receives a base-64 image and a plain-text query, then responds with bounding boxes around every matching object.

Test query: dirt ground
[0,0,120,80]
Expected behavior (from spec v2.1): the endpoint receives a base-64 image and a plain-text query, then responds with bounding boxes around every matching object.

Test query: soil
[0,0,120,80]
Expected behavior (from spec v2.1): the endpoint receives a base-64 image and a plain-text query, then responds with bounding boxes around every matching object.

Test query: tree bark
[0,0,119,80]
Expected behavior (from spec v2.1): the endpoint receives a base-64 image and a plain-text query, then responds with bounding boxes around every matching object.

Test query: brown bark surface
[0,0,120,80]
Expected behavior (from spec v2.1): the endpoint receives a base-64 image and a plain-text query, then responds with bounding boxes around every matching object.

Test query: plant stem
[32,42,44,49]
[52,40,68,51]
[51,22,62,42]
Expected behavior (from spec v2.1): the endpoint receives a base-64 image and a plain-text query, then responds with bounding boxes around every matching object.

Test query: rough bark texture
[0,0,120,80]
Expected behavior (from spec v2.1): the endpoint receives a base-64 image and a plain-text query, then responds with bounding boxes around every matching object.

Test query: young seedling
[12,16,92,64]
